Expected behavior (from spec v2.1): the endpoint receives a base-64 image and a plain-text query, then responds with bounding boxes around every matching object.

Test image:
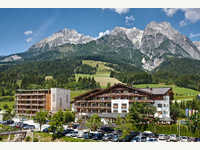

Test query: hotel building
[15,88,70,117]
[72,83,173,123]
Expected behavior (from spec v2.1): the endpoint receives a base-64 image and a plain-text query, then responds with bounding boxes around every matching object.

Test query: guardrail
[0,130,27,136]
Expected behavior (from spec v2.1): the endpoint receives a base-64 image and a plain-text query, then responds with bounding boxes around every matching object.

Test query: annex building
[15,88,70,117]
[72,83,173,123]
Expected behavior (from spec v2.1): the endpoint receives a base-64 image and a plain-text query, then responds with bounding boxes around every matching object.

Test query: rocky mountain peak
[28,28,95,51]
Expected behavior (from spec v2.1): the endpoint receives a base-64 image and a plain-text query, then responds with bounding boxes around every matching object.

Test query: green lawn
[134,84,200,101]
[0,96,15,110]
[77,60,121,87]
[33,132,96,142]
[71,90,90,101]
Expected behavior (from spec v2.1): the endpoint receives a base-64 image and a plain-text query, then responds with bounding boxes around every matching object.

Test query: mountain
[193,41,200,51]
[28,28,94,52]
[0,54,22,62]
[140,22,200,70]
[1,21,200,72]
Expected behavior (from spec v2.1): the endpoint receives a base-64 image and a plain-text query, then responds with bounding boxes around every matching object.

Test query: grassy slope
[75,60,121,88]
[71,90,89,101]
[0,96,15,109]
[134,84,200,101]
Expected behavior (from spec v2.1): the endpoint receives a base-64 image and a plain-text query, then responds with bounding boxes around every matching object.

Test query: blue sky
[1,8,200,56]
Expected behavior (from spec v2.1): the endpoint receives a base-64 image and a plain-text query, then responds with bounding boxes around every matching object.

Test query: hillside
[75,60,122,87]
[155,57,200,75]
[134,84,199,101]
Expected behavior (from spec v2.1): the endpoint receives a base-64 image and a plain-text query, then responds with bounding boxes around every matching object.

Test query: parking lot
[1,119,200,142]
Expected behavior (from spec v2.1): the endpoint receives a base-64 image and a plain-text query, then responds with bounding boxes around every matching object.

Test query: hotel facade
[15,88,70,117]
[72,83,173,123]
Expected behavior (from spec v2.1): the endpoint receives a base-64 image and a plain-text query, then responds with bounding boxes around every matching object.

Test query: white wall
[50,88,70,112]
[111,99,129,113]
[153,96,170,119]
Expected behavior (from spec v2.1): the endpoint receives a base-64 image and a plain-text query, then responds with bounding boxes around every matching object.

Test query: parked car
[158,134,168,141]
[71,131,78,137]
[143,131,154,138]
[102,133,113,141]
[100,126,114,133]
[42,127,50,132]
[180,136,188,142]
[23,124,35,130]
[146,138,158,142]
[72,123,79,129]
[16,122,25,128]
[1,120,14,125]
[131,136,146,142]
[112,134,119,142]
[194,138,200,142]
[82,132,90,139]
[89,131,104,140]
[168,134,178,142]
[62,129,74,135]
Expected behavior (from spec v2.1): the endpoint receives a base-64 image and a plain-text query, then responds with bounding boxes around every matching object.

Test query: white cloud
[24,30,33,35]
[179,20,187,27]
[97,30,110,39]
[26,37,32,43]
[102,8,130,14]
[189,33,200,39]
[125,15,135,25]
[163,8,200,24]
[163,8,179,17]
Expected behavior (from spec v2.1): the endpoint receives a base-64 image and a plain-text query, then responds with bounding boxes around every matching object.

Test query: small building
[72,83,173,123]
[15,88,70,117]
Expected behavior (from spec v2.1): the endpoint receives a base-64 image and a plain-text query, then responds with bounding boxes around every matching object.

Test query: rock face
[140,21,200,70]
[0,55,22,62]
[109,27,143,49]
[28,28,94,52]
[193,41,200,51]
[4,21,200,71]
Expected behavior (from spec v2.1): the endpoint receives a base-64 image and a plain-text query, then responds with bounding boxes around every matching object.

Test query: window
[113,109,118,113]
[121,104,127,109]
[158,104,162,108]
[163,104,166,107]
[122,110,127,113]
[113,103,118,108]
[163,111,167,114]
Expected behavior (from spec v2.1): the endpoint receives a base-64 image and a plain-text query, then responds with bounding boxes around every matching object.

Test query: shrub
[25,136,31,142]
[33,137,39,142]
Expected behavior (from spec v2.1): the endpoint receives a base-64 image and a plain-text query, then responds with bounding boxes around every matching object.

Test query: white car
[158,134,167,141]
[180,136,188,142]
[169,134,178,142]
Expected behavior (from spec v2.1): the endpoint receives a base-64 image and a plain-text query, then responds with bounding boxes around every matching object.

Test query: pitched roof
[74,83,172,100]
[74,88,102,100]
[138,88,171,95]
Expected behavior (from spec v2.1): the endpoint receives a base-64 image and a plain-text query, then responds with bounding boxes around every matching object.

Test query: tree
[115,115,136,139]
[63,110,75,124]
[3,104,9,110]
[86,114,102,131]
[188,113,200,134]
[170,103,182,123]
[49,110,65,139]
[34,110,48,131]
[127,102,156,130]
[3,107,15,121]
[106,82,111,88]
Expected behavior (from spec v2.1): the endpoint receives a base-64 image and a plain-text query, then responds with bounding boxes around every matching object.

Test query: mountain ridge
[1,21,200,72]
